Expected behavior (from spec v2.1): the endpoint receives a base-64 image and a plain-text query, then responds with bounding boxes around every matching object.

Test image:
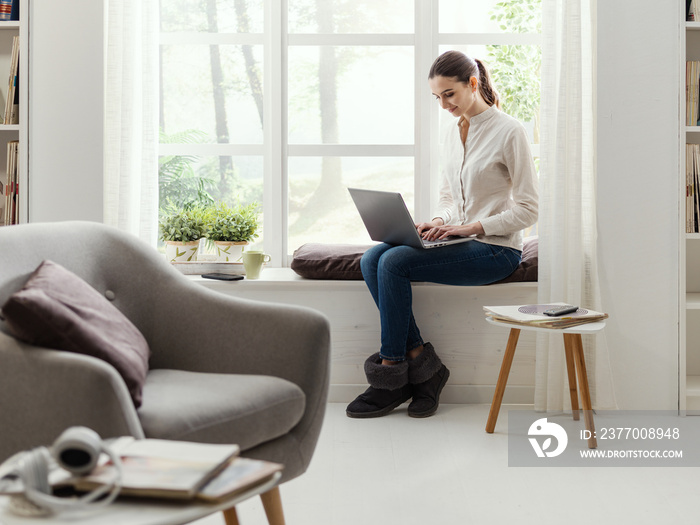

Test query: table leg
[562,334,581,421]
[260,486,286,525]
[486,328,520,433]
[572,334,597,449]
[222,506,240,525]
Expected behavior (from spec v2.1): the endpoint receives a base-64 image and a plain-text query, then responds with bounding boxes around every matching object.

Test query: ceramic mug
[242,251,271,279]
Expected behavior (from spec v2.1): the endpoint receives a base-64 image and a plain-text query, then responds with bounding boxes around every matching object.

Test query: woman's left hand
[421,221,485,241]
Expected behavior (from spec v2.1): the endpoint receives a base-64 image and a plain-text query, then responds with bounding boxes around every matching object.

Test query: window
[159,0,541,265]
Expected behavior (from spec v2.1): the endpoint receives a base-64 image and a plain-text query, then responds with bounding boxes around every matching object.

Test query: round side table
[484,316,606,449]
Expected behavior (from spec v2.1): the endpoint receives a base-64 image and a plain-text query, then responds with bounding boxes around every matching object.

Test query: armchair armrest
[0,332,144,462]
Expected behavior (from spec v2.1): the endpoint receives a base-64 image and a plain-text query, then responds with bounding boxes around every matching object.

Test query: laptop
[348,188,474,249]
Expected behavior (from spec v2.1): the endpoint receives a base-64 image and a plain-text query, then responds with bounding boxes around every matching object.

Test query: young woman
[346,50,538,419]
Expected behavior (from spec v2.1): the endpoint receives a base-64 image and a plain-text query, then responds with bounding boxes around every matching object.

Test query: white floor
[195,403,699,525]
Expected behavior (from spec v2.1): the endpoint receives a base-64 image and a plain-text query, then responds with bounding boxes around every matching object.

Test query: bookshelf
[683,4,700,413]
[0,2,25,227]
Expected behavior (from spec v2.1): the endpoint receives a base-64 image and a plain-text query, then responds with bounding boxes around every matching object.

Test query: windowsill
[187,268,538,291]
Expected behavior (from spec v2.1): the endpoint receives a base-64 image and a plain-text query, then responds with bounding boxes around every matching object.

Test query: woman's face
[429,75,476,118]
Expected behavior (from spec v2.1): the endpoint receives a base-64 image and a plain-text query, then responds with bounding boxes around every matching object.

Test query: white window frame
[159,0,541,267]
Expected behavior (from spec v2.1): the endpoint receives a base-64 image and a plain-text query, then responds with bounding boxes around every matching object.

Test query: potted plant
[159,204,208,263]
[205,201,260,262]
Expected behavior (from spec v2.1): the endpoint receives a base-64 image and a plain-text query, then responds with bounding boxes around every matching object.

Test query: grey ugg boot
[407,343,450,418]
[346,353,413,418]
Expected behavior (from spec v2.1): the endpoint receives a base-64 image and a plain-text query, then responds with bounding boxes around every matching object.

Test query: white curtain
[536,0,617,411]
[104,0,159,245]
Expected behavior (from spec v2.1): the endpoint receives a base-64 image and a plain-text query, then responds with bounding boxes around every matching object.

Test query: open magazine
[484,303,608,329]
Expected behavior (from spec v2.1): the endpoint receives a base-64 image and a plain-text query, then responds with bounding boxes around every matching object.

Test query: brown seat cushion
[291,237,538,283]
[1,260,151,407]
[291,243,372,280]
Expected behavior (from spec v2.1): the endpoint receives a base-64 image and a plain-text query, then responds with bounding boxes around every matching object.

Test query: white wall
[27,0,104,223]
[596,1,680,409]
[24,2,682,409]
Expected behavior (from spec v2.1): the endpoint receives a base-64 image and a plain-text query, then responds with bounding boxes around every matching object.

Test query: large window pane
[288,157,414,250]
[289,0,413,34]
[161,0,264,33]
[439,0,541,34]
[288,47,414,144]
[437,45,540,144]
[161,45,264,144]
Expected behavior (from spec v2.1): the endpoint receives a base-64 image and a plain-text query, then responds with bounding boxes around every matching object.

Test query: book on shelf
[10,0,18,21]
[70,437,240,500]
[3,139,17,226]
[690,0,700,22]
[688,61,700,126]
[687,143,700,234]
[484,303,608,329]
[3,35,18,125]
[0,1,11,21]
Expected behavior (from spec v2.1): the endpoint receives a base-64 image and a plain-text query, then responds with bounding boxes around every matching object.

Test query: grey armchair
[0,221,330,520]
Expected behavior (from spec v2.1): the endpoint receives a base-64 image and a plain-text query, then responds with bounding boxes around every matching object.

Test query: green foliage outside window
[158,129,216,212]
[487,0,542,142]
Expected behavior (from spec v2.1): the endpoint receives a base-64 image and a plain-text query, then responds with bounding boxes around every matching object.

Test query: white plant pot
[213,241,248,262]
[165,240,200,263]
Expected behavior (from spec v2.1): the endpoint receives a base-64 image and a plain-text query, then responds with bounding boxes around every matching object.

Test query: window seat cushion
[291,236,538,283]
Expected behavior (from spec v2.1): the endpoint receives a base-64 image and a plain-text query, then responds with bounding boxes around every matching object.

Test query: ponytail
[474,58,500,109]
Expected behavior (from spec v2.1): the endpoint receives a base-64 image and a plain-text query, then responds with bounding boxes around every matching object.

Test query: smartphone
[201,273,244,281]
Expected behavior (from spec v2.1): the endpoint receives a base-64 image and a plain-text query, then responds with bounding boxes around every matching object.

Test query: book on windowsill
[484,303,608,329]
[71,437,240,500]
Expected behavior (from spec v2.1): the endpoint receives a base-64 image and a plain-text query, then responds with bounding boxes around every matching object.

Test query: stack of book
[3,139,17,225]
[484,304,608,329]
[73,437,283,503]
[0,437,284,504]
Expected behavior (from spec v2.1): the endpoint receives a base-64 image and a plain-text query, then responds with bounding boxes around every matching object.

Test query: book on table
[197,457,283,503]
[71,437,241,500]
[73,438,283,502]
[483,303,608,329]
[1,436,283,503]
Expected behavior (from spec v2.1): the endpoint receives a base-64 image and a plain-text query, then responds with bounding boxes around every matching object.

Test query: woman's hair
[428,50,500,109]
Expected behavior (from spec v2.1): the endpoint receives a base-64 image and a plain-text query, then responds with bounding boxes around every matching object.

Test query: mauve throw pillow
[1,260,150,407]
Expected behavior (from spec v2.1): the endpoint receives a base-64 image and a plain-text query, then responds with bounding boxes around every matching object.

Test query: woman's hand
[417,220,485,241]
[416,218,444,239]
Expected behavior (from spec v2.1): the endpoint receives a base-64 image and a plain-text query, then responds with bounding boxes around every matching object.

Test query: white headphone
[4,426,122,516]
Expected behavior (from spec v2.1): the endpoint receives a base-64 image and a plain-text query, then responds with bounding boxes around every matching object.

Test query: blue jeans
[360,241,522,362]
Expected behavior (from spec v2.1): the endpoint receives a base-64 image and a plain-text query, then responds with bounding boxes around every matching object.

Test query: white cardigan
[433,105,539,252]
